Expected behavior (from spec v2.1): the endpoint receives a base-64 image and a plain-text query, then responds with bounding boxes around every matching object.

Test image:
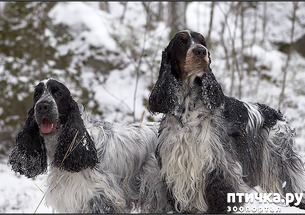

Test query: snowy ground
[0,160,52,213]
[1,159,305,213]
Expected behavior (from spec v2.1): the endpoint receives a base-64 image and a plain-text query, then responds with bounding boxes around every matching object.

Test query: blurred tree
[99,2,109,12]
[168,2,187,39]
[278,2,299,109]
[206,2,215,46]
[0,2,59,154]
[0,2,164,154]
[0,2,103,154]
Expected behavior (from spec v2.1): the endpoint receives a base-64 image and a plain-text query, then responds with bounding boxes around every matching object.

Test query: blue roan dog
[148,30,305,213]
[9,78,169,213]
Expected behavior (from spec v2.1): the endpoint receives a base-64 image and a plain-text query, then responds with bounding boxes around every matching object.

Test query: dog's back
[83,113,169,212]
[222,96,305,195]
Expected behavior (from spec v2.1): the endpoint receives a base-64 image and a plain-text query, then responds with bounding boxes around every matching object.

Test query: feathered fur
[9,78,169,213]
[148,30,305,213]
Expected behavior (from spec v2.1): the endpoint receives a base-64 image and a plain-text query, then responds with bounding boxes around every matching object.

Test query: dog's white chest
[158,112,219,212]
[45,168,96,212]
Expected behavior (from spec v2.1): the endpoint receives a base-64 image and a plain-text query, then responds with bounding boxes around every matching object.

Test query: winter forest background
[1,1,305,213]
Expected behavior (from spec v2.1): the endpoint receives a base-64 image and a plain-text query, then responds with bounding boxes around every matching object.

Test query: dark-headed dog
[148,30,305,213]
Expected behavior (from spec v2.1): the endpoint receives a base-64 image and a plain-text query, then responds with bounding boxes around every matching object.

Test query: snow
[49,2,116,51]
[1,159,305,213]
[92,67,153,122]
[1,2,305,214]
[0,161,52,213]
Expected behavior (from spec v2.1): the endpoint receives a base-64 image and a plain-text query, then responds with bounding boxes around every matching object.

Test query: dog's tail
[263,119,305,204]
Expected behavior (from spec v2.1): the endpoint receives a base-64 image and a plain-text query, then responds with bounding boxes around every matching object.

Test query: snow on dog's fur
[9,78,169,213]
[148,30,305,213]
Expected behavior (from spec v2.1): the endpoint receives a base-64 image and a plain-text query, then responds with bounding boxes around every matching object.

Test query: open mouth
[40,118,59,134]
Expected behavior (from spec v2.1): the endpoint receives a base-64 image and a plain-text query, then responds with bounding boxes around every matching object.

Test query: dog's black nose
[193,47,207,58]
[36,102,51,114]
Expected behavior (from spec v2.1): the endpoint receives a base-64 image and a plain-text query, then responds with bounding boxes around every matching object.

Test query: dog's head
[9,79,98,177]
[166,30,211,80]
[33,79,71,136]
[149,30,219,114]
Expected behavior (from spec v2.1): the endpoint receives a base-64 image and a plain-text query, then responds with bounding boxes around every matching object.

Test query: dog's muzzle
[35,100,59,135]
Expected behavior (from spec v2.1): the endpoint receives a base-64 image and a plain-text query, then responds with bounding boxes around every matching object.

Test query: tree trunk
[99,2,109,13]
[157,2,164,21]
[206,2,215,46]
[142,2,154,31]
[261,2,267,44]
[238,2,245,99]
[278,2,298,109]
[168,2,187,39]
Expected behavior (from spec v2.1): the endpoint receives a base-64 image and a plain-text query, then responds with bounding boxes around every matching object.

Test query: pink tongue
[40,120,54,134]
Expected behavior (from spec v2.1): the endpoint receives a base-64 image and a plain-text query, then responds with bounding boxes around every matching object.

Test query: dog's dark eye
[52,87,62,97]
[179,39,187,46]
[34,90,42,98]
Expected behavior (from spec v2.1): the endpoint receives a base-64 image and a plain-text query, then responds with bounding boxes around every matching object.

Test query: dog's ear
[199,69,224,110]
[148,49,180,115]
[8,107,47,178]
[53,97,98,172]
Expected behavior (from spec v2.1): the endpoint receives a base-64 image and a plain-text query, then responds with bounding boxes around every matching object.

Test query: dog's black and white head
[149,30,223,115]
[165,30,210,80]
[9,79,98,178]
[33,79,70,135]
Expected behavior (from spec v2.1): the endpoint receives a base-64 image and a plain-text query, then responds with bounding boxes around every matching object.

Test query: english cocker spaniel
[9,78,169,213]
[148,30,305,213]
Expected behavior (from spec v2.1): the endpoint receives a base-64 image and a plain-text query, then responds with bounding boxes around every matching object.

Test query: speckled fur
[149,30,305,213]
[9,79,169,213]
[157,88,249,212]
[45,113,168,213]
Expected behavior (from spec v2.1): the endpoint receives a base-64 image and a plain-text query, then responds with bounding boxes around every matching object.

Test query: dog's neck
[172,72,213,125]
[42,130,61,165]
[162,69,222,127]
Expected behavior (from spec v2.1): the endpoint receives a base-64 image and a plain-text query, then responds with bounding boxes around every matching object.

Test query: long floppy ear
[148,50,180,114]
[8,107,47,178]
[53,98,98,172]
[199,68,224,110]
